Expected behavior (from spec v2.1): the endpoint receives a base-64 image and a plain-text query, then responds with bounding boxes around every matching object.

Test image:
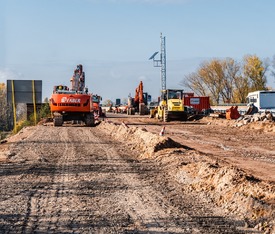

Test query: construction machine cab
[156,89,187,122]
[162,89,182,100]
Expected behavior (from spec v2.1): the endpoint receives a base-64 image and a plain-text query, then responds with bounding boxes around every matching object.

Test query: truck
[246,90,275,113]
[154,89,188,122]
[50,64,95,127]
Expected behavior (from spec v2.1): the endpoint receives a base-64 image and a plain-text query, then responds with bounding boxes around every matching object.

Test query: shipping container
[183,96,210,113]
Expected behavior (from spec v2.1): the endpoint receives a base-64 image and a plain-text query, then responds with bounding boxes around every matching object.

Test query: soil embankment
[0,115,274,233]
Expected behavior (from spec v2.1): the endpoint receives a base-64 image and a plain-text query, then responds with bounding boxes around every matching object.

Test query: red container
[183,96,210,113]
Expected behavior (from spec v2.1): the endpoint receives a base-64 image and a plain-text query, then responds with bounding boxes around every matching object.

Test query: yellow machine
[154,89,187,122]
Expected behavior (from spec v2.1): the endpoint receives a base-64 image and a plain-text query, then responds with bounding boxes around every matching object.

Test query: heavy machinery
[153,89,188,122]
[92,94,105,117]
[50,64,95,127]
[127,81,150,115]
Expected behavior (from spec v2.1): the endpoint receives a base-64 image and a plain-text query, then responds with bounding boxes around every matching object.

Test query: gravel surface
[0,116,274,233]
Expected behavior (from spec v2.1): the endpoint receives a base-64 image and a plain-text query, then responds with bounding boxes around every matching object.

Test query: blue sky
[1,0,275,102]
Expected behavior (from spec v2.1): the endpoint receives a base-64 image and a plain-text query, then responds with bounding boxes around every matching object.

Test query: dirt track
[0,115,274,233]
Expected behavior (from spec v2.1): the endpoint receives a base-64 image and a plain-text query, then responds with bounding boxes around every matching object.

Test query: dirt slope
[103,114,275,233]
[0,117,274,233]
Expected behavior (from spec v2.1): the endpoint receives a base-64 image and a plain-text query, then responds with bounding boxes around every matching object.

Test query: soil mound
[98,121,186,158]
[98,120,275,233]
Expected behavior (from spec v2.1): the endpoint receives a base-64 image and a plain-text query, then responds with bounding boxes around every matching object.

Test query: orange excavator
[50,64,95,126]
[127,81,149,115]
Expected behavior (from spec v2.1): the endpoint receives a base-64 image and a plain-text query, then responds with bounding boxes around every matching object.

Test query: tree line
[181,55,275,105]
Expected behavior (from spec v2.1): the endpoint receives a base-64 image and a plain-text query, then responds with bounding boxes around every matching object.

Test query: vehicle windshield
[93,95,100,103]
[168,90,182,99]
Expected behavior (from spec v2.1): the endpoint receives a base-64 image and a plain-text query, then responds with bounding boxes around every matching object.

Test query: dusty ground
[0,114,274,233]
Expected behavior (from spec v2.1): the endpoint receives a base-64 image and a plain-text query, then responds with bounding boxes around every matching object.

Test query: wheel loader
[152,89,188,122]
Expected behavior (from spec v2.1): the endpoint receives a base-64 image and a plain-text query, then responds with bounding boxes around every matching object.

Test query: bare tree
[198,60,224,104]
[181,55,268,105]
[232,75,249,103]
[180,72,208,96]
[221,58,241,103]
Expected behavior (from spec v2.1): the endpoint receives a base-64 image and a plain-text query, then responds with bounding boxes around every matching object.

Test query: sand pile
[98,120,275,232]
[97,121,183,158]
[176,161,275,222]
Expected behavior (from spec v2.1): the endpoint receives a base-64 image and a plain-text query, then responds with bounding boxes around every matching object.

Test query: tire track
[19,126,77,233]
[0,124,258,233]
[83,128,200,233]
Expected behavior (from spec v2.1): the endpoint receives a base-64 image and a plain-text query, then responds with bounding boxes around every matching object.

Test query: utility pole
[149,33,166,91]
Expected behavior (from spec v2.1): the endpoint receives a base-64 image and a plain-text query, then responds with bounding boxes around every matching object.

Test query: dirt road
[0,116,274,233]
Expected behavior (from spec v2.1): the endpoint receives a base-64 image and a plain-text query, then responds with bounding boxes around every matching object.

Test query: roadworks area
[0,116,274,233]
[98,120,275,233]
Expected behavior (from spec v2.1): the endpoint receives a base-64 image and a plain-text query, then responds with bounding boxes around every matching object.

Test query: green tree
[38,102,50,119]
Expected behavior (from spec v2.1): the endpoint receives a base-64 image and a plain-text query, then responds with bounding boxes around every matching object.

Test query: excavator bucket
[226,106,241,120]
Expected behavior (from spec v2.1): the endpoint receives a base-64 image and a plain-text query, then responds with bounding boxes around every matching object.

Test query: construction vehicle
[127,81,150,115]
[153,89,188,122]
[92,94,105,117]
[50,64,95,127]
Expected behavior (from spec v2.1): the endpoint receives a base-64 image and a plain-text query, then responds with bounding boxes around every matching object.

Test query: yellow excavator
[151,89,187,122]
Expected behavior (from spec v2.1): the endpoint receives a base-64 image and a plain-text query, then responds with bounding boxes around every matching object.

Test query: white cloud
[0,68,24,83]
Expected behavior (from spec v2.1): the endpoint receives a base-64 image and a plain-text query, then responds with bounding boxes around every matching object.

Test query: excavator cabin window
[55,85,69,93]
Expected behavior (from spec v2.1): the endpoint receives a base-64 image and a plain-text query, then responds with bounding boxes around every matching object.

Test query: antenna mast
[149,33,167,91]
[160,33,166,90]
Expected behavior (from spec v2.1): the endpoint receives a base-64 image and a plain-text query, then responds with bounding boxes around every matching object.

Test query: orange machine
[50,64,95,126]
[92,94,104,117]
[226,106,241,120]
[128,81,149,115]
[134,81,144,106]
